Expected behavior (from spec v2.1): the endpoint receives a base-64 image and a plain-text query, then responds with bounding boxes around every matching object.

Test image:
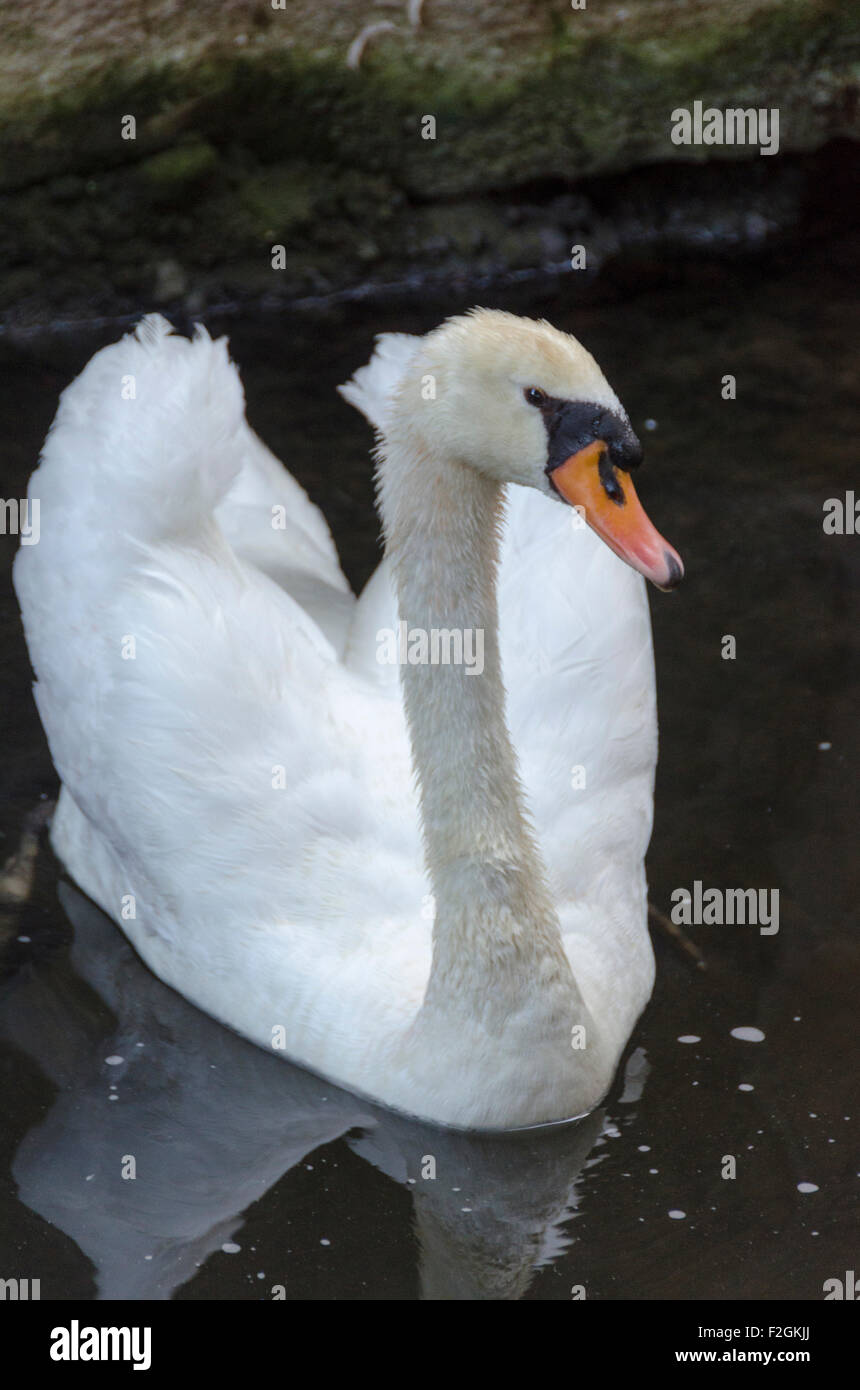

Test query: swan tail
[36,314,245,544]
[337,332,422,431]
[13,316,249,777]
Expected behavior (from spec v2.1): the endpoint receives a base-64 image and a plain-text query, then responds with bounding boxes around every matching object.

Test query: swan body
[15,310,680,1130]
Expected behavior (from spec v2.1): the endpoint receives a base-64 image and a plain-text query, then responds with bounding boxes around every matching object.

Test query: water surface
[0,236,857,1299]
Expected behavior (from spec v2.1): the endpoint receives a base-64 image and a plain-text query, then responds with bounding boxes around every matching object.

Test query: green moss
[233,164,321,238]
[1,1,856,196]
[137,140,218,194]
[0,0,856,318]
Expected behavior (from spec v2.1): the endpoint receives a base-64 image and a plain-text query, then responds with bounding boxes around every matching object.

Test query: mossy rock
[136,141,219,199]
[0,0,857,321]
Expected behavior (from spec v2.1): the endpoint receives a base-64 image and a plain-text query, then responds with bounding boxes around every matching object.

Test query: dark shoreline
[1,139,857,337]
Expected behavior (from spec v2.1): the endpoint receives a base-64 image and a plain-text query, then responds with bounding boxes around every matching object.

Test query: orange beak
[549,440,684,590]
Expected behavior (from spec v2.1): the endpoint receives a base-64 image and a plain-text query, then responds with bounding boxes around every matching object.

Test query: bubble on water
[320,1238,331,1247]
[678,1035,701,1044]
[222,1242,241,1254]
[668,1209,686,1220]
[818,742,831,750]
[738,1083,754,1091]
[637,1145,651,1152]
[105,1055,124,1066]
[17,935,31,943]
[797,1182,819,1194]
[731,1027,765,1042]
[644,418,658,431]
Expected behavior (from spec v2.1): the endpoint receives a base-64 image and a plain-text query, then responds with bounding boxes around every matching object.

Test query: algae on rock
[0,1,856,321]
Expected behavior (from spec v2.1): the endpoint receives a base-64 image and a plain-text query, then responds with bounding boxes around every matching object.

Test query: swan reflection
[3,880,641,1301]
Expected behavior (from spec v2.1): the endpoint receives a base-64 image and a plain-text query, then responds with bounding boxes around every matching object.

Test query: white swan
[14,309,682,1130]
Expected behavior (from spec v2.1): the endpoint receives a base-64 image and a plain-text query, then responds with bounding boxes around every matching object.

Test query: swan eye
[524,387,547,407]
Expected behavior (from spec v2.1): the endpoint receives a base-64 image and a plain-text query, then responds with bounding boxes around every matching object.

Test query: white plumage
[15,310,665,1129]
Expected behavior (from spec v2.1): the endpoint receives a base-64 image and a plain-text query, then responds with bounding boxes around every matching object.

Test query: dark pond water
[0,235,857,1300]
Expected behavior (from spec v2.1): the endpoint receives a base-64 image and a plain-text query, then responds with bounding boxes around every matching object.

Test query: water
[0,235,857,1300]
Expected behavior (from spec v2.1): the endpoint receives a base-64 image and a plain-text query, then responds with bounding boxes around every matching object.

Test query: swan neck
[378,427,570,991]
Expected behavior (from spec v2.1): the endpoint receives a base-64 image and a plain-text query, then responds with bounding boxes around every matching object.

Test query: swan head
[397,308,683,590]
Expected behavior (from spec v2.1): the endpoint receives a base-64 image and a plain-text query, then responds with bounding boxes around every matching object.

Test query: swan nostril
[598,456,626,505]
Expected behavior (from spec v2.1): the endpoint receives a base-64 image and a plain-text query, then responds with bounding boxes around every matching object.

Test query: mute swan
[14,309,682,1131]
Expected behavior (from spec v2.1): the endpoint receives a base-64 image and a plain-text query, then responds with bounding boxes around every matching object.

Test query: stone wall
[0,1,856,322]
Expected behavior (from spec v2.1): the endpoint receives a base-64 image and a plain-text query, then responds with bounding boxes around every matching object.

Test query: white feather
[15,313,660,1130]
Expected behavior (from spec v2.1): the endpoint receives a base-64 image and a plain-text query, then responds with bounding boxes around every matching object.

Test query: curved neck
[377,422,573,1013]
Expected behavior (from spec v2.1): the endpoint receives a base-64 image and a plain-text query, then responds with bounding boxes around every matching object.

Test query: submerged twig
[648,901,706,970]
